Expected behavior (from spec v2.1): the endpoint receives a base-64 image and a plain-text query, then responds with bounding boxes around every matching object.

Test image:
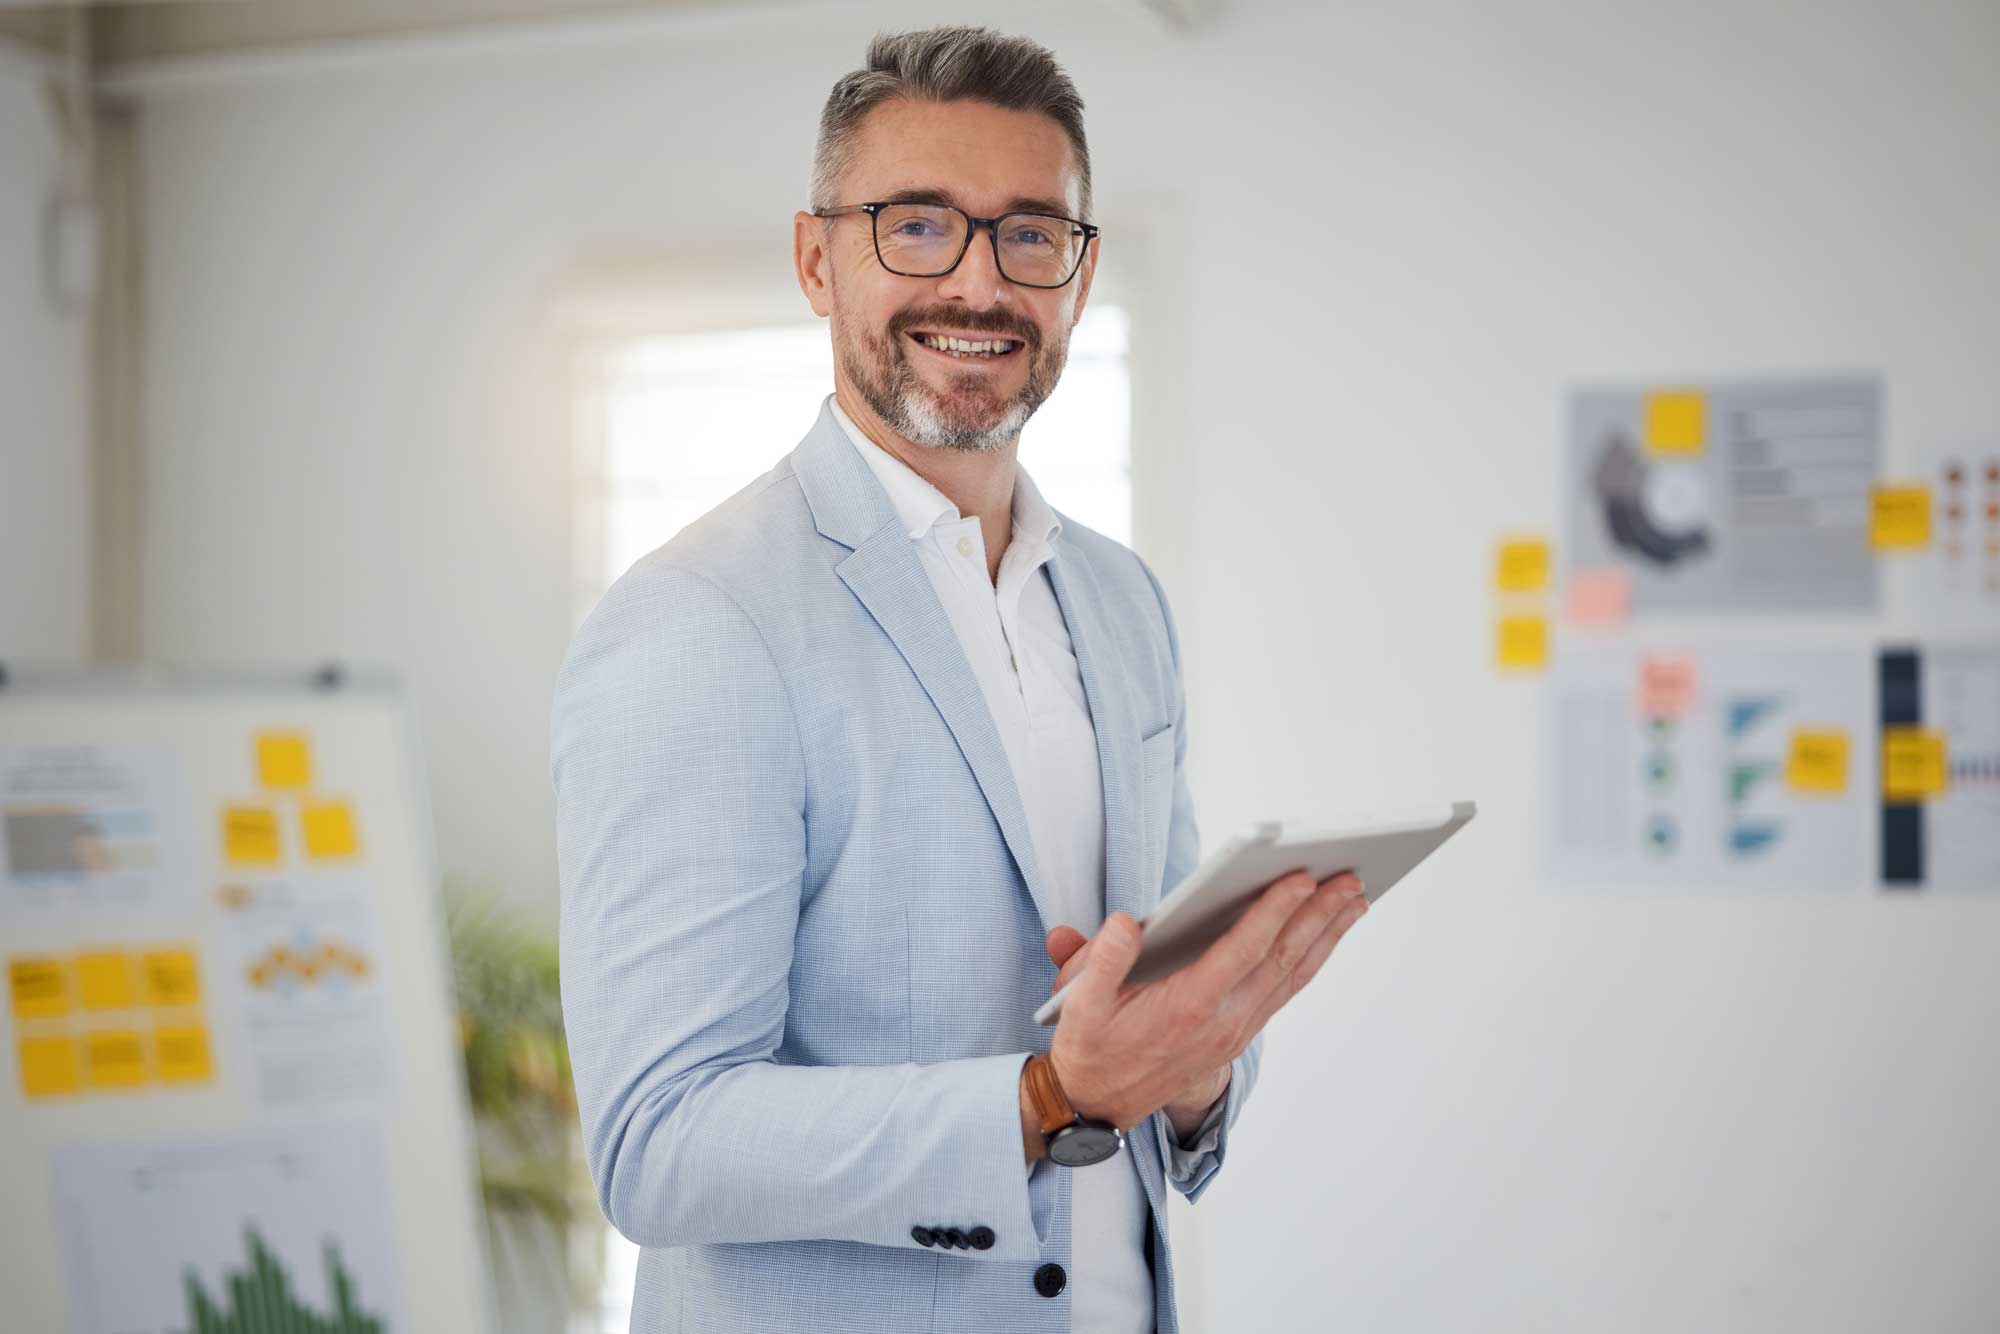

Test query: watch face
[1048,1121,1124,1168]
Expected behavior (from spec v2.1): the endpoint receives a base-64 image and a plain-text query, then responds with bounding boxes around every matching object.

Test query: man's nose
[932,224,1009,308]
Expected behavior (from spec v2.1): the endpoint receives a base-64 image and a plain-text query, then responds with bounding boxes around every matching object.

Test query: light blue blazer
[552,401,1259,1332]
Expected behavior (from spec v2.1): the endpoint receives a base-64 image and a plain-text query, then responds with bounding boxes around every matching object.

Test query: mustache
[888,307,1041,351]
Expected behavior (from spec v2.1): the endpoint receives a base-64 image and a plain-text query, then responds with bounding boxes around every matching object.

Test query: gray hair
[809,26,1092,220]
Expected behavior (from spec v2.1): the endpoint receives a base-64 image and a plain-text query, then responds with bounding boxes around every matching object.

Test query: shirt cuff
[1162,1091,1229,1183]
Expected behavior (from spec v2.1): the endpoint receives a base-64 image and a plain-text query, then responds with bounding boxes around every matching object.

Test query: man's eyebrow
[1002,195,1077,218]
[874,186,1079,219]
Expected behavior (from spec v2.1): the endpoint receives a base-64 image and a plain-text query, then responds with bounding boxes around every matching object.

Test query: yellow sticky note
[1496,614,1549,671]
[82,1029,149,1089]
[18,1035,83,1099]
[1645,390,1706,456]
[75,951,138,1011]
[256,730,313,789]
[222,804,282,865]
[1785,728,1850,794]
[301,799,360,860]
[153,1024,214,1085]
[8,956,71,1019]
[141,948,203,1009]
[1882,727,1948,801]
[1494,537,1552,593]
[1870,485,1932,550]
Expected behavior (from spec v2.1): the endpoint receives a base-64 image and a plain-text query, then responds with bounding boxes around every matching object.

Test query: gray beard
[838,322,1065,453]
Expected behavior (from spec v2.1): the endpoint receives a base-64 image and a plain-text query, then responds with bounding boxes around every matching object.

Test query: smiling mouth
[906,331,1024,361]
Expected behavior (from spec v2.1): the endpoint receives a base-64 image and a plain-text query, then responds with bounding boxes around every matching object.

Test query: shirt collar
[827,394,1062,549]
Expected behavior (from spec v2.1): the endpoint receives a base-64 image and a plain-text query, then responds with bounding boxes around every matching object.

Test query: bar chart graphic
[52,1124,403,1334]
[181,1227,385,1334]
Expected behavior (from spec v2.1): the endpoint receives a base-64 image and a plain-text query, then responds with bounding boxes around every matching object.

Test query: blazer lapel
[836,535,1062,933]
[792,403,1061,934]
[1045,537,1147,926]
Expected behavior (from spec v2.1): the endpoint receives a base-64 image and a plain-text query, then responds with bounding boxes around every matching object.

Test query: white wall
[0,50,90,662]
[124,0,2000,1328]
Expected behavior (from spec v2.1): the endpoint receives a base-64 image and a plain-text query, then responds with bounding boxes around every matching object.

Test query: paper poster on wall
[1547,644,1870,888]
[1563,378,1882,615]
[221,876,391,1106]
[1883,446,2000,625]
[52,1122,405,1334]
[0,747,195,910]
[1879,643,2000,889]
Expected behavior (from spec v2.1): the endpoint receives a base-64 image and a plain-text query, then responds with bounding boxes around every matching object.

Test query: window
[572,305,1131,626]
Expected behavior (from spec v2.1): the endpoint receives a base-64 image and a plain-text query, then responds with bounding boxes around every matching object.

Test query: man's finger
[1045,925,1087,970]
[1051,939,1096,994]
[1185,869,1318,993]
[1236,887,1365,1009]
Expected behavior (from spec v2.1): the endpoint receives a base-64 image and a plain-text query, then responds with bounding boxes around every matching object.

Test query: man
[553,26,1368,1332]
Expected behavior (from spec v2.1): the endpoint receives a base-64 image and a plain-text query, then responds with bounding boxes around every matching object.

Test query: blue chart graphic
[1725,694,1788,860]
[1727,695,1783,740]
[1729,825,1782,858]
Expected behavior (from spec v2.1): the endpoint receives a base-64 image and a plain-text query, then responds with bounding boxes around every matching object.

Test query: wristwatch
[1024,1052,1124,1167]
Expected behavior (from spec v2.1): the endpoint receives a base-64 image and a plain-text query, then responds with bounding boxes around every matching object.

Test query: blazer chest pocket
[1139,723,1176,904]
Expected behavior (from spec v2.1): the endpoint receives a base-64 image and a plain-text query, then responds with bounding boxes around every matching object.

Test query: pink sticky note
[1566,567,1631,627]
[1637,653,1698,720]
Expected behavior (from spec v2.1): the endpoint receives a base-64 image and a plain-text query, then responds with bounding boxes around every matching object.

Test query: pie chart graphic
[1591,431,1713,569]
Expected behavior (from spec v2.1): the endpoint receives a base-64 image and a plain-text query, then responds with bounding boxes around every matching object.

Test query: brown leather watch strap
[1023,1052,1078,1137]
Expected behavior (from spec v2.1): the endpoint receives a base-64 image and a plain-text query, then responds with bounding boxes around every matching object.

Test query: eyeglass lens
[874,204,1084,286]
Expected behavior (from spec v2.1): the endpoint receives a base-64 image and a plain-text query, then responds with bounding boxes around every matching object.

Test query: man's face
[797,97,1096,453]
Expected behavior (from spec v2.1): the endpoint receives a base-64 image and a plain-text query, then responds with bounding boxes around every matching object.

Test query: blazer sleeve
[1136,554,1261,1204]
[552,558,1043,1260]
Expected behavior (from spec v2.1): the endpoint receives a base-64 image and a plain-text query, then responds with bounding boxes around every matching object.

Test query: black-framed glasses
[813,201,1098,289]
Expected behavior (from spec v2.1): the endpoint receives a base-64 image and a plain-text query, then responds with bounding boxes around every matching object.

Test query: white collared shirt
[830,396,1154,1334]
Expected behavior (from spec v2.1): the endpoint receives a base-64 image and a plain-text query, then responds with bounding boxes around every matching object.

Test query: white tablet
[1033,800,1477,1025]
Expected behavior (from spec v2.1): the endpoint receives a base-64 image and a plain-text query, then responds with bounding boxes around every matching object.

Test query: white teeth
[917,333,1016,356]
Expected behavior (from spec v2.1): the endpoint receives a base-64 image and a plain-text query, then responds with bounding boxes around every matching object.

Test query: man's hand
[1045,926,1226,1141]
[1039,870,1367,1133]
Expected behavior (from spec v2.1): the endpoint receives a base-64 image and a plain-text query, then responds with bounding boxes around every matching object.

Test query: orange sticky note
[1645,391,1706,456]
[1882,727,1948,801]
[1637,653,1698,720]
[1785,728,1850,794]
[1870,485,1932,550]
[1496,615,1549,671]
[1494,537,1552,593]
[1566,567,1631,627]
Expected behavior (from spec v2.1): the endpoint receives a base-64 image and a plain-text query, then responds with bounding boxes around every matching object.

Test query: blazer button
[1033,1262,1067,1298]
[938,1228,963,1250]
[910,1226,935,1247]
[968,1226,995,1251]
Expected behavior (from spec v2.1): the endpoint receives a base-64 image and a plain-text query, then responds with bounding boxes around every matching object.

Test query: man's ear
[794,211,834,318]
[1068,231,1100,329]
